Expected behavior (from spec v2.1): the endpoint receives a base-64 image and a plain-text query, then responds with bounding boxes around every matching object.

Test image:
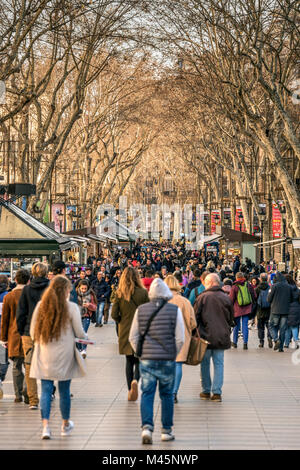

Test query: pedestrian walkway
[1,322,300,450]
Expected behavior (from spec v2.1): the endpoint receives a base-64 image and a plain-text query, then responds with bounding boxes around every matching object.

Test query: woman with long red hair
[30,275,87,440]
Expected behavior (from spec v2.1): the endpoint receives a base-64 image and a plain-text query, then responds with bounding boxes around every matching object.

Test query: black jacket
[267,273,292,316]
[256,281,271,319]
[194,286,234,350]
[91,279,111,302]
[288,285,300,327]
[16,277,49,336]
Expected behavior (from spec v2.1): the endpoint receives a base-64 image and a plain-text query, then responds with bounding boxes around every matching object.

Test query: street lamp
[238,214,244,232]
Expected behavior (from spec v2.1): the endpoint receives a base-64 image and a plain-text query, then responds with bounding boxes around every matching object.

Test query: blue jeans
[233,315,249,344]
[173,362,183,395]
[96,302,105,325]
[41,379,71,420]
[201,349,224,395]
[284,326,299,346]
[269,315,288,348]
[77,317,90,352]
[140,360,175,433]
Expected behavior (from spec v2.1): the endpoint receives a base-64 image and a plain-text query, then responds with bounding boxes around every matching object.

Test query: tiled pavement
[1,322,300,450]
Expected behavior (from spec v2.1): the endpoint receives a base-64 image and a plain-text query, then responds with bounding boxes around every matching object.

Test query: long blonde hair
[34,275,71,344]
[164,274,181,292]
[116,267,145,302]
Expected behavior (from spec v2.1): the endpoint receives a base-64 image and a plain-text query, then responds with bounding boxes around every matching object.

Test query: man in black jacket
[91,271,111,327]
[194,273,234,402]
[256,273,272,348]
[268,272,292,352]
[16,262,49,408]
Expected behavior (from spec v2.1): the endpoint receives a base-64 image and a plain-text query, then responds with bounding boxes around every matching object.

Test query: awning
[292,239,300,249]
[254,238,287,247]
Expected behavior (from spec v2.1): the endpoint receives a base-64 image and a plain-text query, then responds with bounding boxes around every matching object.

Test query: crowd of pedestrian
[0,241,299,444]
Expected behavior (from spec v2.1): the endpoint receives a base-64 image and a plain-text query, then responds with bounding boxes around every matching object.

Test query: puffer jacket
[287,284,300,327]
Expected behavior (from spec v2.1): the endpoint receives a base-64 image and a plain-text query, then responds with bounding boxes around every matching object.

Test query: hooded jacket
[16,277,49,336]
[229,279,256,318]
[267,273,292,316]
[129,278,185,361]
[256,281,271,319]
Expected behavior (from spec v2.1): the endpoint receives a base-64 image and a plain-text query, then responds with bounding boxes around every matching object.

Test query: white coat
[30,300,87,381]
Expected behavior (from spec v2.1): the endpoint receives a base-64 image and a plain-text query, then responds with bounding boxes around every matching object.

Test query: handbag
[185,329,209,366]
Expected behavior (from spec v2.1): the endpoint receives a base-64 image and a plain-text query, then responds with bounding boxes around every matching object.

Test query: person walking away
[165,275,197,403]
[91,271,110,327]
[285,275,300,349]
[0,275,10,399]
[194,274,234,402]
[76,280,97,358]
[229,272,256,350]
[16,263,49,409]
[1,269,30,403]
[268,272,292,352]
[30,275,87,439]
[103,274,112,324]
[256,273,272,348]
[129,278,185,444]
[111,267,149,401]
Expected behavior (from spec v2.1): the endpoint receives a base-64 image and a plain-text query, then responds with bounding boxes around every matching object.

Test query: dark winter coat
[111,286,149,355]
[267,273,292,316]
[194,286,235,350]
[287,285,300,327]
[91,279,111,303]
[16,277,49,336]
[256,281,271,320]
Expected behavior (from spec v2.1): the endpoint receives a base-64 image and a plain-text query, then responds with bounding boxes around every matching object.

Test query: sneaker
[259,341,264,348]
[278,348,284,352]
[95,323,99,327]
[142,429,152,445]
[231,342,237,348]
[99,324,103,328]
[128,379,138,401]
[29,405,38,410]
[41,426,51,440]
[14,397,23,403]
[81,350,87,359]
[61,420,74,436]
[161,432,175,441]
[0,380,3,399]
[268,338,273,349]
[274,339,281,351]
[243,343,248,350]
[211,394,222,402]
[295,342,300,350]
[200,392,211,400]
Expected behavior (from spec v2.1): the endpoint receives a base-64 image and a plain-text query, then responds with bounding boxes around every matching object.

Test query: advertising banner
[51,203,64,233]
[211,210,221,234]
[235,207,245,232]
[272,203,282,238]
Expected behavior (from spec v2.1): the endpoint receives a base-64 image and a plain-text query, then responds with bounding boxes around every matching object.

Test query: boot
[259,341,264,348]
[243,343,248,350]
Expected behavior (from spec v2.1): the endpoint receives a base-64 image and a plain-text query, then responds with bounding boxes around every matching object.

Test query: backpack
[237,283,252,306]
[257,288,270,309]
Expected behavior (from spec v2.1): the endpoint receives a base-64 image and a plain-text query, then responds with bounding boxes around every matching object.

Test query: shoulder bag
[185,328,209,366]
[135,300,167,358]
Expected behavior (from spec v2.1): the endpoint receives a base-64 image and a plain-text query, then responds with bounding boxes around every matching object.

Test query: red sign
[235,207,245,232]
[272,204,282,238]
[211,210,221,234]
